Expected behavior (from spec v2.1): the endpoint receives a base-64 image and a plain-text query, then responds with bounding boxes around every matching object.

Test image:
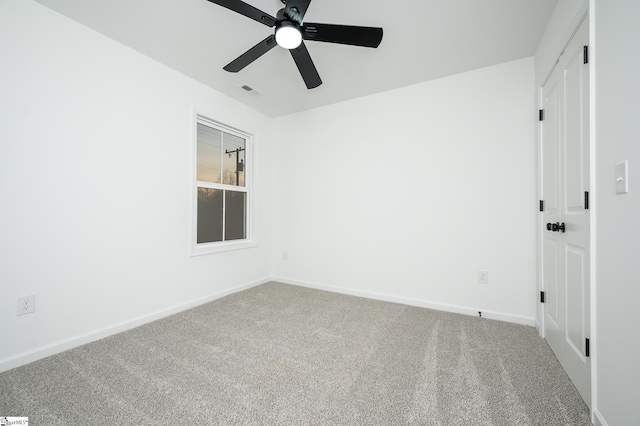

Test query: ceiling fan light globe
[276,25,302,49]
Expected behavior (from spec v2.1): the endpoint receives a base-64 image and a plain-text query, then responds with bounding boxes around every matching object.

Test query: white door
[541,18,590,407]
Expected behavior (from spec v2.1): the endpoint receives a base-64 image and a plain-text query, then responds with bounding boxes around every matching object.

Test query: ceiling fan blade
[206,0,276,27]
[302,23,383,48]
[284,0,312,23]
[289,42,322,89]
[223,35,278,72]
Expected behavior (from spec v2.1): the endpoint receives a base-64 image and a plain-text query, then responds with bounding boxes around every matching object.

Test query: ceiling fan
[206,0,383,89]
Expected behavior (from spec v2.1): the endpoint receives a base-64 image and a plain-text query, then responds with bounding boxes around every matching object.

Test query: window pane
[225,191,247,241]
[197,123,222,183]
[197,188,223,243]
[222,132,246,187]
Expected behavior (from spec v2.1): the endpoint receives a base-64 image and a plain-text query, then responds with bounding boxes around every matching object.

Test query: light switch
[616,161,629,194]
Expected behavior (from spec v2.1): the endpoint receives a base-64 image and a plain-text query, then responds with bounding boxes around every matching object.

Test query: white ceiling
[34,0,557,117]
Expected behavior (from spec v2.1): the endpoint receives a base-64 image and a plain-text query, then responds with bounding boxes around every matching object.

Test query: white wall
[594,0,640,424]
[0,0,272,371]
[272,58,537,324]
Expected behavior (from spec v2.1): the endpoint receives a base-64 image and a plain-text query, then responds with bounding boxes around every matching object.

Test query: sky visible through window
[197,124,245,186]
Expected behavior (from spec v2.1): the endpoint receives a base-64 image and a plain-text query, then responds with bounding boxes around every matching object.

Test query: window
[193,115,253,254]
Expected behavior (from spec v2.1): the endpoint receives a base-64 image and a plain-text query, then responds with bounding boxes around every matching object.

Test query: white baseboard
[593,408,607,426]
[1,276,536,373]
[0,277,270,373]
[272,276,536,327]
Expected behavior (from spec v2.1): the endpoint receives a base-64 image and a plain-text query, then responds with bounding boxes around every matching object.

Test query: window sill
[191,239,257,256]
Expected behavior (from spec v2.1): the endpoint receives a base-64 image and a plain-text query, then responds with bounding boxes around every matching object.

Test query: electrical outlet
[17,294,35,316]
[478,271,489,284]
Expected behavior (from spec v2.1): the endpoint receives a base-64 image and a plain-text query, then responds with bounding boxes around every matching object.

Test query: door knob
[546,222,566,233]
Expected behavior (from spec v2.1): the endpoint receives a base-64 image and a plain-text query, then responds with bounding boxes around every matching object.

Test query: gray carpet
[0,282,591,425]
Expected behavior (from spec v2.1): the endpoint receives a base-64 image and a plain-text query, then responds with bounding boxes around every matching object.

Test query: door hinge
[585,191,589,209]
[585,338,590,357]
[539,200,544,212]
[583,45,589,64]
[540,291,545,303]
[539,109,544,121]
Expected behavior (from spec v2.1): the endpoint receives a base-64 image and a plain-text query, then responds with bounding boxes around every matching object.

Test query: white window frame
[191,114,256,256]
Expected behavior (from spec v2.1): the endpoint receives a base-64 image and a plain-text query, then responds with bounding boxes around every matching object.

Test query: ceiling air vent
[241,85,254,92]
